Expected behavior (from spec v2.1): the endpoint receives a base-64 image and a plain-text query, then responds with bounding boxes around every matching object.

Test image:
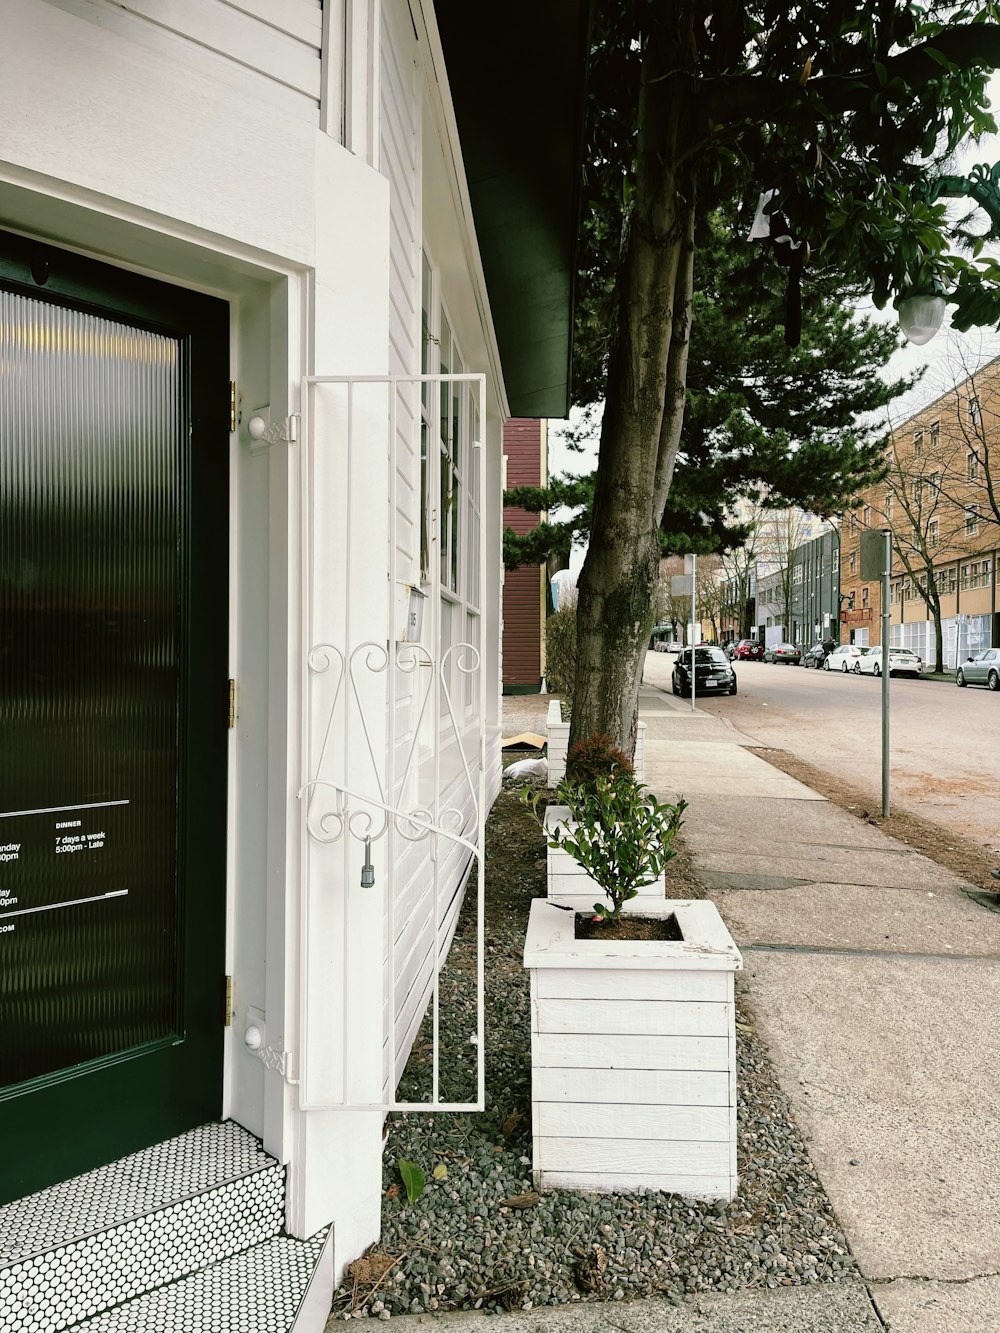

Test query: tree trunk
[570,15,697,756]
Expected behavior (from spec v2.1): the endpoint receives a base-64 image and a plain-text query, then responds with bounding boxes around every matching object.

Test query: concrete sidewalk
[398,667,1000,1333]
[638,653,1000,1333]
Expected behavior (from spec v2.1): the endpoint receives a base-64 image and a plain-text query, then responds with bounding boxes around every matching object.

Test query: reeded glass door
[0,296,183,1084]
[0,233,229,1204]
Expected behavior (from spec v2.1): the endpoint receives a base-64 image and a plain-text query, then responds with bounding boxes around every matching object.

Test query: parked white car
[824,644,869,672]
[856,647,923,677]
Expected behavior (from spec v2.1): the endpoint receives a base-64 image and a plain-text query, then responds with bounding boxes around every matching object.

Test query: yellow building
[840,358,1000,668]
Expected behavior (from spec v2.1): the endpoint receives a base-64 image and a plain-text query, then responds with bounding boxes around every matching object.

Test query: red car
[730,639,764,660]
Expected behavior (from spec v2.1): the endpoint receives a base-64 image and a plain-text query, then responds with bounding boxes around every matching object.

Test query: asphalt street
[647,651,1000,857]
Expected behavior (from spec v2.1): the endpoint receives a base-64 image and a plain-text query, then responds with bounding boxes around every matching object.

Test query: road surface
[642,649,1000,857]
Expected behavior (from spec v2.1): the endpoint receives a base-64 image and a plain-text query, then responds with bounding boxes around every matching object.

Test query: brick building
[502,418,548,692]
[839,357,1000,667]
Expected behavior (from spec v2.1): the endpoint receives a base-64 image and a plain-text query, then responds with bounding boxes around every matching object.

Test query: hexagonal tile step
[1,1122,288,1333]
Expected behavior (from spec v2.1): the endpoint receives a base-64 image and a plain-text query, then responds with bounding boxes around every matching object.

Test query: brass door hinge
[228,678,236,729]
[229,381,237,433]
[224,975,233,1027]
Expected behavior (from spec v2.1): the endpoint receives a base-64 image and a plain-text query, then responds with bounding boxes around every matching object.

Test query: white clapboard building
[0,2,585,1327]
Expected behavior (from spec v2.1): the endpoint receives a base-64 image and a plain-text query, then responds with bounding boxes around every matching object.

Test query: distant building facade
[502,419,547,693]
[840,358,1000,666]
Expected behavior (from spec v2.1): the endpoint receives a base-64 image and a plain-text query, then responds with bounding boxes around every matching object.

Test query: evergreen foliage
[564,734,634,786]
[539,0,1000,753]
[505,217,918,569]
[542,602,578,696]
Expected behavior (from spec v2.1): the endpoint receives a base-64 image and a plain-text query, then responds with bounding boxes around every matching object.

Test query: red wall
[502,420,544,690]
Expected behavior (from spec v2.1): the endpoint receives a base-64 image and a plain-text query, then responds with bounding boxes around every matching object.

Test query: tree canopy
[504,217,918,568]
[524,0,1000,753]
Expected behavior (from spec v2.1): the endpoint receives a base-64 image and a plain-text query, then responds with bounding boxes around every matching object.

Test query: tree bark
[571,11,697,756]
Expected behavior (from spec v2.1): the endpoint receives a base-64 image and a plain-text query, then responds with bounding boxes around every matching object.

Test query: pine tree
[557,0,1000,754]
[504,218,917,567]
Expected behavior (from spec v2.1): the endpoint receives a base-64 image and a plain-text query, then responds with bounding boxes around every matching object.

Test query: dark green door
[0,232,230,1204]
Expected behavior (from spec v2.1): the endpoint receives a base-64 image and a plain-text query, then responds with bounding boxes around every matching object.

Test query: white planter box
[543,805,665,914]
[546,700,645,785]
[523,898,742,1199]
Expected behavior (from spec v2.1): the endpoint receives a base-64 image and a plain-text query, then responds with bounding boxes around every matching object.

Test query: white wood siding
[378,0,425,1098]
[42,0,324,109]
[375,0,490,1104]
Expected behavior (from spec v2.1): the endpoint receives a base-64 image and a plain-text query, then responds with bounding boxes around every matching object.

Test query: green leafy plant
[397,1158,425,1204]
[543,600,577,696]
[532,768,688,922]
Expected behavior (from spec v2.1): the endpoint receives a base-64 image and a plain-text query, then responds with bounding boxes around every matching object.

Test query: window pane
[420,419,430,580]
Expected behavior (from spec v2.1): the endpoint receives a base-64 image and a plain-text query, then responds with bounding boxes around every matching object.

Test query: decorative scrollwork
[443,642,481,676]
[300,637,483,854]
[396,641,433,674]
[440,642,482,826]
[308,642,345,676]
[304,645,346,842]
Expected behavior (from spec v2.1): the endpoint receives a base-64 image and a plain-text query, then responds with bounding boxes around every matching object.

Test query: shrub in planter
[530,737,687,921]
[546,709,646,786]
[525,742,739,1200]
[545,772,687,920]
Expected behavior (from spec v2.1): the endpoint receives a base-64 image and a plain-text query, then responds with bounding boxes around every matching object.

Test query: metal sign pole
[881,528,891,818]
[690,553,697,713]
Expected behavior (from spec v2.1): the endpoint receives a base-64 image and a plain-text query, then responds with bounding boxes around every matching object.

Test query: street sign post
[859,527,892,816]
[672,559,697,712]
[857,530,893,817]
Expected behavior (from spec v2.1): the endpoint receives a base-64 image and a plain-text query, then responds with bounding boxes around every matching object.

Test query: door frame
[0,228,231,1203]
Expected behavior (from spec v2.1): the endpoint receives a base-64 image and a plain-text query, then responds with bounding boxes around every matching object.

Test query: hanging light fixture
[896,290,947,345]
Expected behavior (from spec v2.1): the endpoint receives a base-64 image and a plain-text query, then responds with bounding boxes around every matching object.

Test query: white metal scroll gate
[297,373,487,1112]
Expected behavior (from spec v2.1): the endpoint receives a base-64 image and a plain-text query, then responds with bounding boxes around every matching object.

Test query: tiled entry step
[0,1122,332,1333]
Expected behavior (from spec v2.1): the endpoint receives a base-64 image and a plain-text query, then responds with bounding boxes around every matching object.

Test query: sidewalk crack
[867,1271,1000,1285]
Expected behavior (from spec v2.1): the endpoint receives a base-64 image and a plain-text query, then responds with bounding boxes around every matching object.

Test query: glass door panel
[0,292,182,1087]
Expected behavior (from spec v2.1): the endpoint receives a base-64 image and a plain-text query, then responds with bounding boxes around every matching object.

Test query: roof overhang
[434,0,590,419]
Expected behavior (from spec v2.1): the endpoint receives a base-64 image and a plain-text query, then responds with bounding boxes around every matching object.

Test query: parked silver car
[763,642,802,665]
[956,648,1000,691]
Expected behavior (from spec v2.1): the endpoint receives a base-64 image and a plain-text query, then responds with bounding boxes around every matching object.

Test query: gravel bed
[329,779,855,1320]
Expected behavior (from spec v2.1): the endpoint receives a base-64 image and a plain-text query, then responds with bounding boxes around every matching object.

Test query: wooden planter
[543,805,666,915]
[523,898,742,1199]
[546,700,646,785]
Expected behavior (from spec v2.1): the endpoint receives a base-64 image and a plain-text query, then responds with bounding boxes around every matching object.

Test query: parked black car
[802,642,828,669]
[672,646,738,697]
